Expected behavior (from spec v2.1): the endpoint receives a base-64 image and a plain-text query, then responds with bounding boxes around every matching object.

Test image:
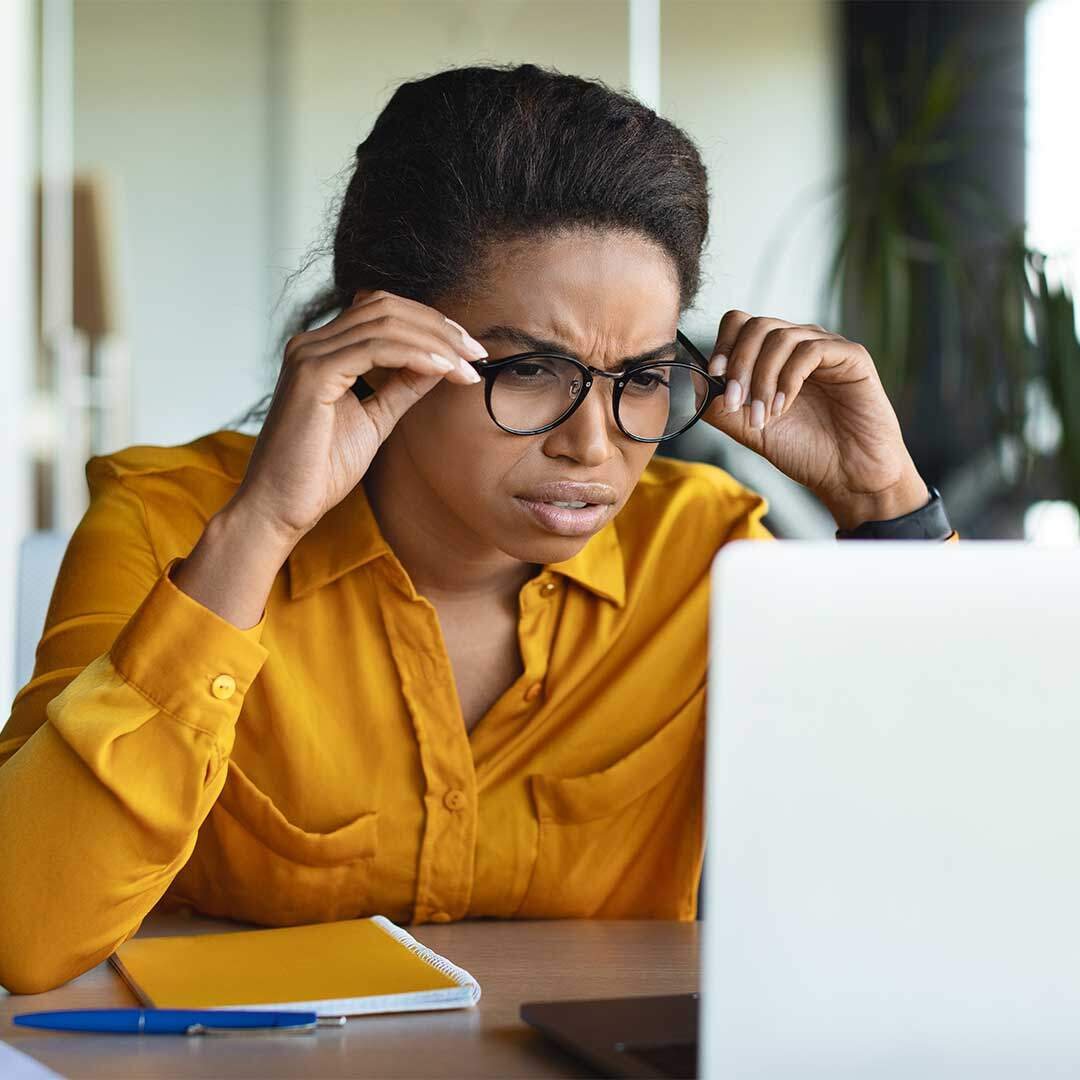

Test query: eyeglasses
[466,329,727,443]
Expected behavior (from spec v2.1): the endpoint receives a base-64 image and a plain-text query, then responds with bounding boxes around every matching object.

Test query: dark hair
[238,62,710,426]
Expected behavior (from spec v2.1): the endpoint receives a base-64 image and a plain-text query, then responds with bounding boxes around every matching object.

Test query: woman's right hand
[233,288,488,547]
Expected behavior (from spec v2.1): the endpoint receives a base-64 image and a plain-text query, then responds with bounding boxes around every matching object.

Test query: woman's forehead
[471,323,680,370]
[464,233,679,356]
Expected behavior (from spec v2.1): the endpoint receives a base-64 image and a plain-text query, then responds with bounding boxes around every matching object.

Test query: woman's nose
[543,381,618,464]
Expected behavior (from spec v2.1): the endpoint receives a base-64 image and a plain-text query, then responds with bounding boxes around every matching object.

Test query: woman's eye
[627,370,670,391]
[506,362,557,381]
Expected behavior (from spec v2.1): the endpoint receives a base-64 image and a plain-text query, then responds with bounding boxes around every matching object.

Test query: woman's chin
[498,529,593,567]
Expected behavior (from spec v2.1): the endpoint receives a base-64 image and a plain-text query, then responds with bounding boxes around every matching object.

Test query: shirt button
[210,674,237,701]
[443,789,467,812]
[430,911,452,923]
[524,681,544,702]
[540,582,557,597]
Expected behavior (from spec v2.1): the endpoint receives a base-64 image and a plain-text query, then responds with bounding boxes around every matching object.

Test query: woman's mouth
[513,497,611,536]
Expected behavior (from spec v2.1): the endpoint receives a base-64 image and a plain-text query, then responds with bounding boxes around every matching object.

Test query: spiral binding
[369,915,482,1005]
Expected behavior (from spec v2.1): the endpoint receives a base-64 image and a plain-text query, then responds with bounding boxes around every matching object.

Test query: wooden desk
[1,915,699,1078]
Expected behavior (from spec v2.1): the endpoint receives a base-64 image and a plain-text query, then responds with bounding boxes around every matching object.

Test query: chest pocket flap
[528,683,705,824]
[216,758,379,866]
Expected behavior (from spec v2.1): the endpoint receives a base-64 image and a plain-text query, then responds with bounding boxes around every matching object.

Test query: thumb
[698,356,758,446]
[699,395,757,446]
[354,365,445,441]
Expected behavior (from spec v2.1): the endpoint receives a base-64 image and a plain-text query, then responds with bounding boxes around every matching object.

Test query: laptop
[522,541,1080,1078]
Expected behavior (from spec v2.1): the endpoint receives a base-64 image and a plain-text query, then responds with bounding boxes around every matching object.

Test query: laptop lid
[701,541,1080,1079]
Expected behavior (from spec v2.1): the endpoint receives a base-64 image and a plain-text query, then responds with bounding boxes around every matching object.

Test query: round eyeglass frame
[465,329,727,443]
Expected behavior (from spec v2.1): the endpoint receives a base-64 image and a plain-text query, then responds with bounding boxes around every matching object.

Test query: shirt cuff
[109,558,269,736]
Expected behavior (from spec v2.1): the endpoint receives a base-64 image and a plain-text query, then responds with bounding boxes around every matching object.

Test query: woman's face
[381,227,682,567]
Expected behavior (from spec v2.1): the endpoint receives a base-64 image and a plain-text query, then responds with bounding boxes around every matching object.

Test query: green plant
[825,35,975,397]
[753,28,1080,517]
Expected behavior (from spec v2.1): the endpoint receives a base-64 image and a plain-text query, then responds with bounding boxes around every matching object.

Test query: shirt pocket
[513,685,705,920]
[170,758,380,925]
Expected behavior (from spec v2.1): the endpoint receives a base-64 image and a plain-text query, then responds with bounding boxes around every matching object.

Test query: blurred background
[1,0,1078,711]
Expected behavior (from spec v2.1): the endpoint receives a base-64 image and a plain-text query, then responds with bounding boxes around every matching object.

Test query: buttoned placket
[467,572,565,917]
[375,555,564,924]
[469,573,564,771]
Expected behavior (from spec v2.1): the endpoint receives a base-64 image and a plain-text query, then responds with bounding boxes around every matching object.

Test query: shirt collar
[546,518,626,607]
[288,480,626,608]
[287,480,390,600]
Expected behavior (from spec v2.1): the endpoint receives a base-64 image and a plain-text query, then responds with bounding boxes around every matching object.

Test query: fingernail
[445,317,488,359]
[459,360,482,384]
[709,352,728,378]
[771,390,785,418]
[724,379,743,413]
[749,399,766,429]
[430,353,455,373]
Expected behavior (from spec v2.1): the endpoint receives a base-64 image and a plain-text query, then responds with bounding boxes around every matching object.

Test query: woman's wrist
[821,465,929,533]
[835,483,953,540]
[170,498,298,629]
[217,494,309,562]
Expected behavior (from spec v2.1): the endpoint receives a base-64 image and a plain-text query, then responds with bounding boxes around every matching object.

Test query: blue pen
[13,1008,348,1035]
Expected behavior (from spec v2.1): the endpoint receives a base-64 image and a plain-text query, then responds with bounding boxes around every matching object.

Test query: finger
[350,291,490,363]
[748,326,821,428]
[291,289,488,369]
[354,365,450,445]
[707,309,753,383]
[320,337,472,387]
[289,340,463,406]
[360,366,438,423]
[697,384,763,452]
[722,315,796,418]
[774,338,831,415]
[297,314,479,384]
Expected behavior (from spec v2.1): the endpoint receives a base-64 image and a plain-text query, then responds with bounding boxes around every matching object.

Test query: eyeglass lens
[489,345,710,440]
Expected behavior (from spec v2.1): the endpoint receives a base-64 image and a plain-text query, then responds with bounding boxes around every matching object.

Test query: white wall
[0,0,35,712]
[74,0,273,448]
[663,0,842,341]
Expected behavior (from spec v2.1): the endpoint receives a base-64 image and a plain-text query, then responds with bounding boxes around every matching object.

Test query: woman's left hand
[699,310,930,530]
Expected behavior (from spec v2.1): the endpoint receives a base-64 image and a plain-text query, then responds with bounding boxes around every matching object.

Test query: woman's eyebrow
[473,324,679,368]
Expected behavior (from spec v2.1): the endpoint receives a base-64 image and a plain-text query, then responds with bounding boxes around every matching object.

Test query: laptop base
[521,992,698,1078]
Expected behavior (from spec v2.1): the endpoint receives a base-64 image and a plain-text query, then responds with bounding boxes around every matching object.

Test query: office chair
[15,531,70,691]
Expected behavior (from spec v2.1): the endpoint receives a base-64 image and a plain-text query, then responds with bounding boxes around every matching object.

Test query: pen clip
[184,1016,347,1036]
[185,1022,313,1036]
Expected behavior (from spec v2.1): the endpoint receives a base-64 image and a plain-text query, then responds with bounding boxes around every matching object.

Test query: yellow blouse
[0,429,774,992]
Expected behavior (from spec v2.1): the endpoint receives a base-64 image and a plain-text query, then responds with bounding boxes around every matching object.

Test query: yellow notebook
[109,916,481,1016]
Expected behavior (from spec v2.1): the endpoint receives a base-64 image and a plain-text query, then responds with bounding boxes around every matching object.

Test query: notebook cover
[109,915,481,1016]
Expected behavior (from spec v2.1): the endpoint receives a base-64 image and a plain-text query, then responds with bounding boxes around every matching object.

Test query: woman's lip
[514,497,611,536]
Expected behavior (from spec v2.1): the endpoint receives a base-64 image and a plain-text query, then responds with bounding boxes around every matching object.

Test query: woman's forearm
[0,499,278,993]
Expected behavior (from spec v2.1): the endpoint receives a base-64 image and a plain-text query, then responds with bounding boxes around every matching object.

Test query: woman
[0,63,953,994]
